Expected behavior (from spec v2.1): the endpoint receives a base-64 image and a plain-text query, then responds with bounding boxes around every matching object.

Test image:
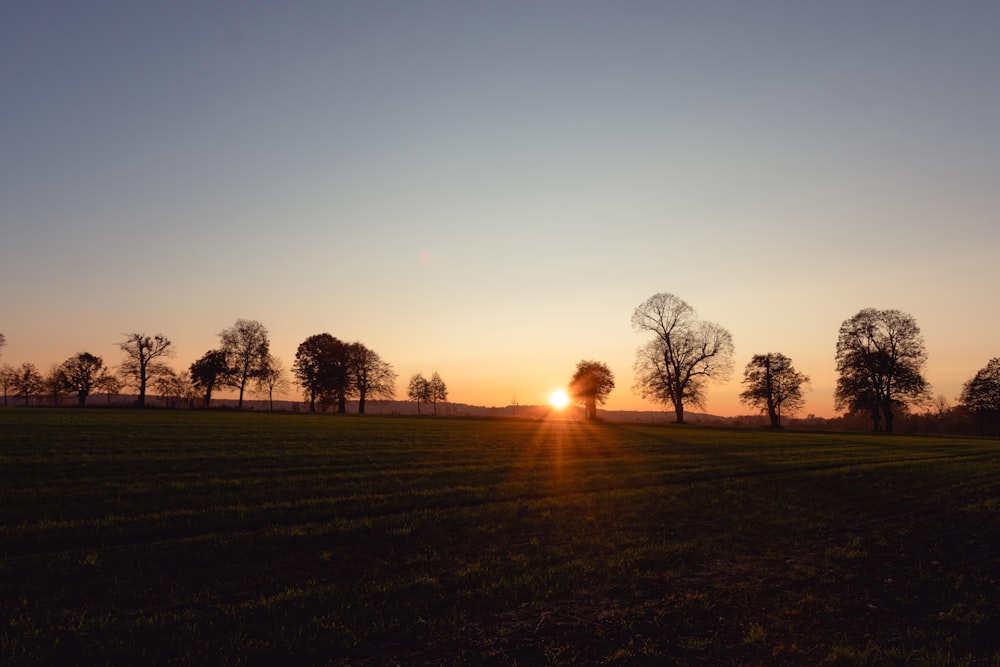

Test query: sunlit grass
[1,409,998,665]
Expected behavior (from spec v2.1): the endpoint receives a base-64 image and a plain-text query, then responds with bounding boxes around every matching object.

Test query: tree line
[3,295,1000,434]
[560,292,1000,435]
[0,321,415,414]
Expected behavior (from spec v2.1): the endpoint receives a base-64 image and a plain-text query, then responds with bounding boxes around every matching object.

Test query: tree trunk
[673,399,685,424]
[585,396,597,420]
[238,379,245,409]
[358,390,367,415]
[884,407,894,434]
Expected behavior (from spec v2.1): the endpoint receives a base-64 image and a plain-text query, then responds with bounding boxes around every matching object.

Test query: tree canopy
[348,343,396,414]
[428,372,448,416]
[13,363,44,407]
[407,373,431,415]
[960,358,1000,437]
[60,352,106,406]
[219,319,270,409]
[190,350,231,408]
[834,308,930,433]
[569,360,615,420]
[292,334,350,413]
[739,353,809,427]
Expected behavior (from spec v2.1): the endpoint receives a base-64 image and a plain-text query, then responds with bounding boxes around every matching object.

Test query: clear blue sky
[2,2,999,416]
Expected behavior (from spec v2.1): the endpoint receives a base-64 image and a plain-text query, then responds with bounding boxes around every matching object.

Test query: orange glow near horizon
[548,389,570,409]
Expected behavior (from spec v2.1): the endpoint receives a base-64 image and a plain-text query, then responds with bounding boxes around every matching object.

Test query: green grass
[2,409,999,665]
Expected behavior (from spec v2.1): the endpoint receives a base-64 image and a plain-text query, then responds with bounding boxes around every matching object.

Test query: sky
[2,1,999,418]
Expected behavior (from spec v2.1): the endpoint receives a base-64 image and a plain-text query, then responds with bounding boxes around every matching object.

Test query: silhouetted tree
[632,293,734,423]
[95,371,124,406]
[13,363,44,407]
[44,365,69,406]
[740,353,810,427]
[348,343,396,414]
[153,369,174,407]
[294,335,328,412]
[190,349,231,407]
[835,308,930,433]
[321,340,351,414]
[569,360,615,420]
[219,319,270,409]
[254,354,290,411]
[407,373,431,415]
[0,364,15,407]
[960,358,1000,437]
[152,368,188,408]
[119,333,174,406]
[293,334,350,412]
[0,337,8,407]
[428,372,448,416]
[59,352,106,406]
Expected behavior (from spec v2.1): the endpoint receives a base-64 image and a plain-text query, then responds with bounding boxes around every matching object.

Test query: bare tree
[153,369,175,407]
[0,332,5,358]
[60,352,105,406]
[569,360,615,420]
[933,394,951,418]
[190,349,230,408]
[348,343,396,414]
[13,363,44,407]
[835,308,930,433]
[152,368,190,408]
[254,354,291,411]
[428,372,448,416]
[632,293,734,423]
[94,371,125,406]
[219,319,270,409]
[407,373,431,415]
[119,333,174,406]
[44,365,69,406]
[739,353,810,427]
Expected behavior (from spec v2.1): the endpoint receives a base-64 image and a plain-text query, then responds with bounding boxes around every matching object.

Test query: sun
[549,389,570,409]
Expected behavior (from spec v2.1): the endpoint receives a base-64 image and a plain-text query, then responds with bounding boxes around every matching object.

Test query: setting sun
[549,389,570,409]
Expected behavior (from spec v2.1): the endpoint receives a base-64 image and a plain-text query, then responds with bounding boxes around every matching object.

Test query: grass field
[1,409,998,665]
